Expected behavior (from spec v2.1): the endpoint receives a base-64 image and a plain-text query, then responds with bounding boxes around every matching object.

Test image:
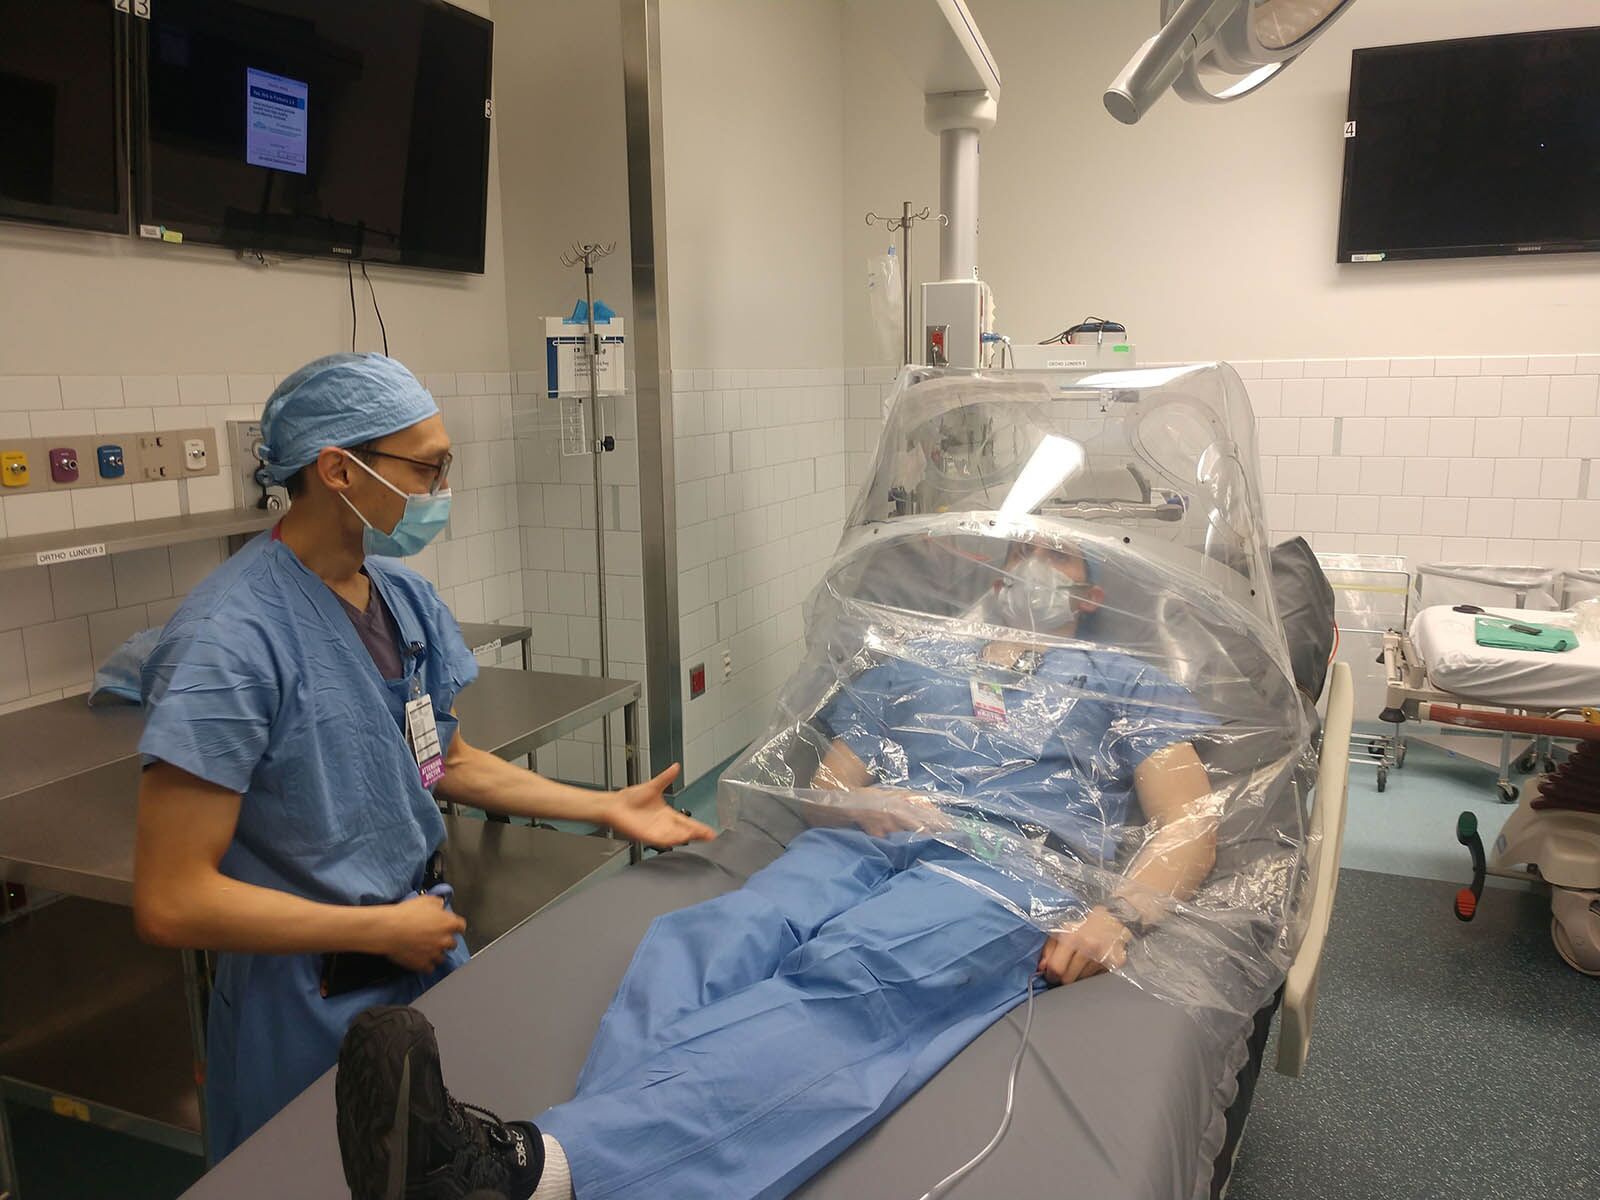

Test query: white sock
[530,1134,573,1200]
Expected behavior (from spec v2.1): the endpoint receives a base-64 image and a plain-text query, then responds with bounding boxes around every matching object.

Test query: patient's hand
[1039,907,1131,985]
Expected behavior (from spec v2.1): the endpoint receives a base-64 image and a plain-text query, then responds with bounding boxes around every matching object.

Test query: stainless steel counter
[1,699,144,801]
[0,644,642,1195]
[457,667,640,761]
[0,623,532,806]
[0,755,625,919]
[457,621,533,667]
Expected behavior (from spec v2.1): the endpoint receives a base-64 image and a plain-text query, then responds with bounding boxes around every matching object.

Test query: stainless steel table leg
[624,700,642,865]
[181,949,212,1163]
[0,1083,19,1200]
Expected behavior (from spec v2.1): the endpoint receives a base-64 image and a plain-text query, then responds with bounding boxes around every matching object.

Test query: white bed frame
[1275,661,1353,1077]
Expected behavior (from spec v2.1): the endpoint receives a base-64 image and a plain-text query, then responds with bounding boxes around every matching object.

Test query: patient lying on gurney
[334,541,1221,1200]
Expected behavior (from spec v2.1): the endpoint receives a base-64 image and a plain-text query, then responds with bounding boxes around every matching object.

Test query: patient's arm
[814,739,874,790]
[809,740,949,836]
[1040,741,1217,985]
[1118,741,1219,918]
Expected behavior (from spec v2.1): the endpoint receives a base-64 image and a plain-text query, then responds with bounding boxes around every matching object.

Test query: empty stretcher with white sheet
[1408,606,1598,710]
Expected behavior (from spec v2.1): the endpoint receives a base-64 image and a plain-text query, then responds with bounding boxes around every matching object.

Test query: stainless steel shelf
[456,622,532,661]
[0,509,276,573]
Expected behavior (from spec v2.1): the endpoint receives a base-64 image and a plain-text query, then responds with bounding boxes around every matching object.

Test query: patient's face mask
[994,556,1085,633]
[341,451,452,557]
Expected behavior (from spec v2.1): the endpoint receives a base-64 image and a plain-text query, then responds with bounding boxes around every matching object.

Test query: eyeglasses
[354,447,453,496]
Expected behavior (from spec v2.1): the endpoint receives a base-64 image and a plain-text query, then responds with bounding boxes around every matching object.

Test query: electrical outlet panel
[722,650,732,681]
[97,445,126,479]
[48,447,80,483]
[1,450,28,488]
[137,432,178,480]
[183,438,208,472]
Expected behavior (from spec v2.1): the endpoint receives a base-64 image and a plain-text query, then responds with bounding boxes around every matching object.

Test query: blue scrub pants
[537,829,1050,1200]
[206,941,465,1159]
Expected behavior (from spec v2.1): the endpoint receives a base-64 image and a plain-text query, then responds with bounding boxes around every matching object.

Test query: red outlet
[689,663,706,698]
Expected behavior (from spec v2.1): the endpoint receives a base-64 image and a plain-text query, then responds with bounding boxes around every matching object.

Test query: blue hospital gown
[537,640,1210,1199]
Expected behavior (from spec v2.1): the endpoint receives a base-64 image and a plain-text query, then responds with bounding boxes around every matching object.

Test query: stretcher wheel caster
[1376,766,1388,792]
[1516,751,1538,773]
[1395,742,1407,769]
[1552,918,1600,977]
[1497,782,1518,804]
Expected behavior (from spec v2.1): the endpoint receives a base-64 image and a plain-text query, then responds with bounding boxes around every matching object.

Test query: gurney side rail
[1275,662,1353,1077]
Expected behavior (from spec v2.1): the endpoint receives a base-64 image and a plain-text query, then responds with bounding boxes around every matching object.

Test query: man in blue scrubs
[332,540,1222,1200]
[132,353,711,1159]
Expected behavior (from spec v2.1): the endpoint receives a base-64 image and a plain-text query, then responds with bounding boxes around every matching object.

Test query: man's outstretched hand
[602,763,716,848]
[1039,906,1131,985]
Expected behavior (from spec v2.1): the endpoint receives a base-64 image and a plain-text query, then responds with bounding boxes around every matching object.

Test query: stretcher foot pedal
[1455,811,1485,922]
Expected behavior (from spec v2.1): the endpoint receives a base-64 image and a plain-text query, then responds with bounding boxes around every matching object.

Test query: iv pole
[561,241,619,792]
[865,203,946,365]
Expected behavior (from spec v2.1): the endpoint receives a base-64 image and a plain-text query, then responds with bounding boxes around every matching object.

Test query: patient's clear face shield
[720,365,1316,1029]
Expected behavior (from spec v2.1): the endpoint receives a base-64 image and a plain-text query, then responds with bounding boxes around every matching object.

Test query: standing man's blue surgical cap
[257,353,439,484]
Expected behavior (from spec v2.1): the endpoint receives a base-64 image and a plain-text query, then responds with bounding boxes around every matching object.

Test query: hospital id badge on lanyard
[404,693,445,788]
[970,680,1007,726]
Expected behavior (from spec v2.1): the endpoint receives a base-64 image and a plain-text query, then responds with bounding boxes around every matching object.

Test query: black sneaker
[336,1005,545,1200]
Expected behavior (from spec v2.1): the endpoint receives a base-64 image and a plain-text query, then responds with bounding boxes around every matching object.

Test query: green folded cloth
[1474,617,1578,654]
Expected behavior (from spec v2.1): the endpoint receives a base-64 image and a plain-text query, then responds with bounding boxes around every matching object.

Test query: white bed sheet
[1410,605,1600,709]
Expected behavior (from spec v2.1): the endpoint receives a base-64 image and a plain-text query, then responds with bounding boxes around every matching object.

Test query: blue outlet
[97,444,126,479]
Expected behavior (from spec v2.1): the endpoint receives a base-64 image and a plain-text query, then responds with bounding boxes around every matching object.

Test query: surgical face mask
[994,557,1083,633]
[340,451,452,557]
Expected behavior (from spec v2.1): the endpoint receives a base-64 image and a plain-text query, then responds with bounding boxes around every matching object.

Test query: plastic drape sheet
[719,366,1317,1032]
[1558,568,1600,610]
[1415,563,1559,610]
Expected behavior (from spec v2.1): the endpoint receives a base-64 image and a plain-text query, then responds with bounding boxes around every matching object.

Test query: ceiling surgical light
[1104,0,1358,125]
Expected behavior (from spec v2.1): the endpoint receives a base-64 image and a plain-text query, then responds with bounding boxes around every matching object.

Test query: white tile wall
[669,366,884,787]
[0,366,526,713]
[505,364,877,790]
[1248,355,1600,572]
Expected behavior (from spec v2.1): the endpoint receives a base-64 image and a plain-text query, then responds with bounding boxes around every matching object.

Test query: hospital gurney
[1380,606,1600,804]
[183,663,1352,1200]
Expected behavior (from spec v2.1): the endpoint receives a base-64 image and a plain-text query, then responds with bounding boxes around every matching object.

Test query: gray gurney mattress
[183,824,1254,1200]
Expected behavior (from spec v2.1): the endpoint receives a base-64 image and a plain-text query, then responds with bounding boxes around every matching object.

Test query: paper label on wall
[245,68,310,175]
[36,543,107,566]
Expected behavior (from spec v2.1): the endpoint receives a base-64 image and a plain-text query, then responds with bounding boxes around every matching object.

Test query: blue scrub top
[820,638,1212,863]
[137,530,480,1157]
[139,530,478,904]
